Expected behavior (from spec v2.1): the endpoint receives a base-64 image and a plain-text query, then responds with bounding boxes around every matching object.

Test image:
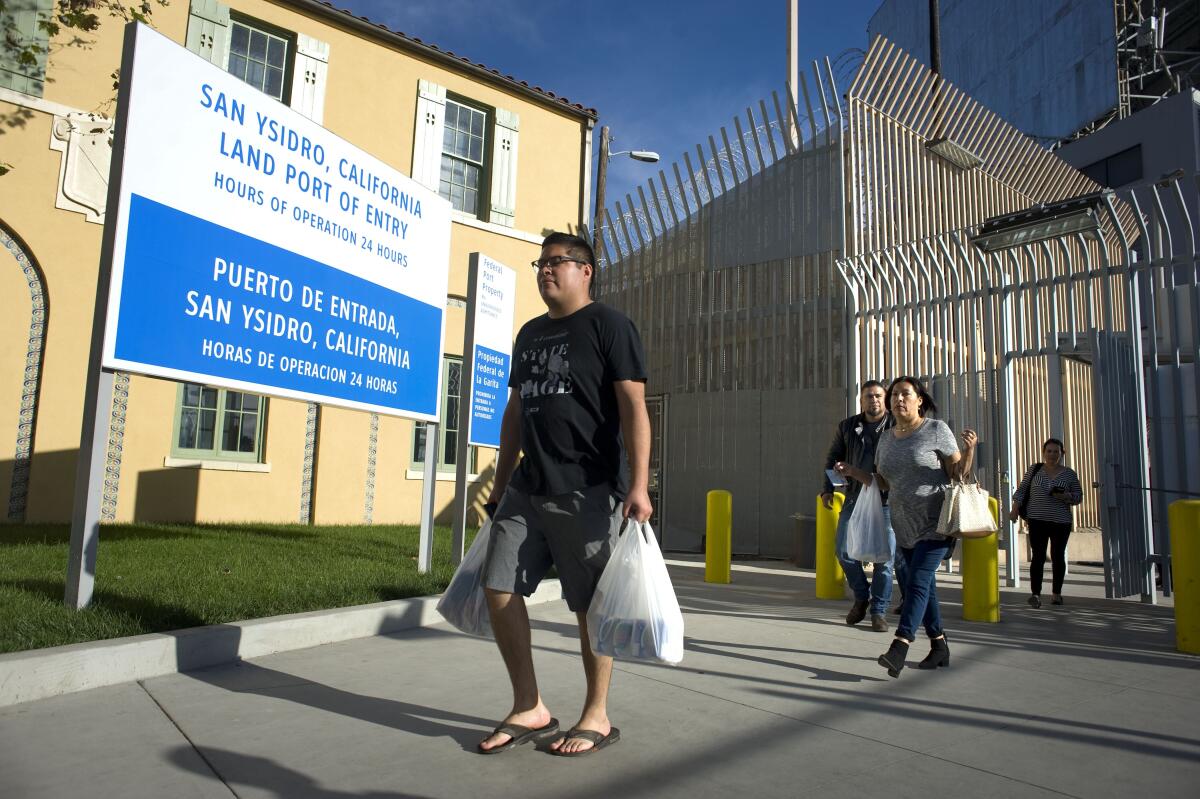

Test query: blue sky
[333,0,879,233]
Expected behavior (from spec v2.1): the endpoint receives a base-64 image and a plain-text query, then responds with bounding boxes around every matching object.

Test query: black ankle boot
[918,635,950,669]
[878,638,909,678]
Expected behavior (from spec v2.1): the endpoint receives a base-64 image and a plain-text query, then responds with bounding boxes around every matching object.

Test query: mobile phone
[826,468,847,488]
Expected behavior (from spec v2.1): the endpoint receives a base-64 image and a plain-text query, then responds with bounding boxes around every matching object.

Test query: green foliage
[1,1,169,173]
[0,521,480,653]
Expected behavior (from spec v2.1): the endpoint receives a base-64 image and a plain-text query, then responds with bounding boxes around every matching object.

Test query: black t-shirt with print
[508,301,647,498]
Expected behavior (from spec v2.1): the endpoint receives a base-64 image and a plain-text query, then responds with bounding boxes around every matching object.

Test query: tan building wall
[0,0,594,526]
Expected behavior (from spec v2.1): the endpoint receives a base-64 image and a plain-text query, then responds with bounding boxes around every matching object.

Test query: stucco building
[0,0,596,525]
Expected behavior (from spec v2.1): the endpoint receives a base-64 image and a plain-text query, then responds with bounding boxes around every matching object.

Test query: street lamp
[593,125,659,264]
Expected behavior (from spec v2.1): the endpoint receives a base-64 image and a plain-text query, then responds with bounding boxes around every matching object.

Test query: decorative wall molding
[100,373,130,522]
[3,227,47,522]
[300,402,320,523]
[49,112,114,224]
[364,413,378,523]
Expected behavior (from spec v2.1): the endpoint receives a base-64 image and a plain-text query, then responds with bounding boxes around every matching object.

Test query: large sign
[467,255,516,447]
[102,25,451,419]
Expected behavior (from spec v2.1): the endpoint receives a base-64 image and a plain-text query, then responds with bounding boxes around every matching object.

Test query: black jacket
[822,412,894,501]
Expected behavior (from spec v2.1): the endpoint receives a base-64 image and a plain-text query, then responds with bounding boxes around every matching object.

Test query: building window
[227,16,292,101]
[439,98,490,217]
[0,0,52,97]
[172,383,267,462]
[412,357,476,472]
[1080,145,1142,189]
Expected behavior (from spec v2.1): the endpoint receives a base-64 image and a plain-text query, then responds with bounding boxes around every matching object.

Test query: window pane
[470,111,484,137]
[239,417,257,453]
[465,189,477,215]
[228,53,248,80]
[469,138,483,164]
[242,394,260,412]
[265,68,283,100]
[225,391,243,412]
[222,412,241,452]
[444,431,457,464]
[230,24,249,53]
[448,362,461,392]
[201,388,218,408]
[465,166,479,189]
[247,60,265,91]
[413,423,427,462]
[266,37,285,68]
[199,409,216,449]
[445,102,459,128]
[178,409,197,449]
[446,397,458,429]
[183,383,201,407]
[249,30,268,61]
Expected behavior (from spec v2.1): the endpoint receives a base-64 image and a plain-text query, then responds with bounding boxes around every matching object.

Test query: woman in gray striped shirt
[1008,438,1083,608]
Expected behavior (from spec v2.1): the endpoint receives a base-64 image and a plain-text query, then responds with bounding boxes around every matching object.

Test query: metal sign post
[450,253,517,565]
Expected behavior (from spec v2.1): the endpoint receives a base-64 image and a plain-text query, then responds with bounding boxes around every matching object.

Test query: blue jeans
[896,537,954,642]
[835,499,894,616]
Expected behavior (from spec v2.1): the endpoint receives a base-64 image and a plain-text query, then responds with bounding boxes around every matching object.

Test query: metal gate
[1088,331,1155,598]
[839,174,1199,601]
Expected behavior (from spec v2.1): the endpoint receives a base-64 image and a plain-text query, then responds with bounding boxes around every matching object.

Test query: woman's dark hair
[1043,438,1065,452]
[886,376,937,417]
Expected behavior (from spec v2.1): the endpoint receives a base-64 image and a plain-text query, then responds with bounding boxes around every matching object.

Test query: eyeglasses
[531,255,589,270]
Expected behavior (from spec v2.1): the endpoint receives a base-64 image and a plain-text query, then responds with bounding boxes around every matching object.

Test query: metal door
[1090,330,1156,599]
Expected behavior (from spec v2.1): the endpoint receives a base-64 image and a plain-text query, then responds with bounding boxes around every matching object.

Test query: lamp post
[593,125,659,265]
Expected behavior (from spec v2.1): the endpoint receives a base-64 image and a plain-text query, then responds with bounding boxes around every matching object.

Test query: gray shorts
[483,483,625,612]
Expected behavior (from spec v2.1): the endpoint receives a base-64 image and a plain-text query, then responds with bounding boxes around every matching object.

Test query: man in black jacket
[821,381,896,632]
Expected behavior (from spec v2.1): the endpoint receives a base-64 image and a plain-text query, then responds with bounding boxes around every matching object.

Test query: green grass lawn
[0,522,478,654]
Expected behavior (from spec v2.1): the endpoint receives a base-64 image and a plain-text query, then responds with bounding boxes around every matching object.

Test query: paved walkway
[1,559,1196,798]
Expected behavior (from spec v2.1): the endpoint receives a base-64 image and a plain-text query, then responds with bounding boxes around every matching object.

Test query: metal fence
[838,173,1200,600]
[597,36,1198,590]
[596,61,848,556]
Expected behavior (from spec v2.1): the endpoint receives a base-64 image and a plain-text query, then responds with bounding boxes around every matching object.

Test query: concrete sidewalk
[1,559,1197,798]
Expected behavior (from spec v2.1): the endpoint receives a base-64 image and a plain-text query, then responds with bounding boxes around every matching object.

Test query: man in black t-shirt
[475,232,652,757]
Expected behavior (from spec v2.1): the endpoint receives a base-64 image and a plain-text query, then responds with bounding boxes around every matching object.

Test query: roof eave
[278,0,599,121]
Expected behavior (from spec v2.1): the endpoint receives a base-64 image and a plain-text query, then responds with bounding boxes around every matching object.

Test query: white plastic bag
[586,520,685,665]
[844,480,892,563]
[435,521,493,638]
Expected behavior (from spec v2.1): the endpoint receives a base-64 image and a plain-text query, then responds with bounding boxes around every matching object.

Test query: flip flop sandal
[477,718,560,754]
[553,726,621,757]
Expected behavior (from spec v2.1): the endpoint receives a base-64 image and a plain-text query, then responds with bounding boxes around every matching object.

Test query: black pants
[1028,519,1072,595]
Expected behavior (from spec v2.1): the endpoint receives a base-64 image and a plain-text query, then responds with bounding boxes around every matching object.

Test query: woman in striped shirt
[1008,438,1083,608]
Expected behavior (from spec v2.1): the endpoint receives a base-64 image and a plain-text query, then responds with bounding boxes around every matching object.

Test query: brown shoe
[871,614,889,632]
[845,600,869,625]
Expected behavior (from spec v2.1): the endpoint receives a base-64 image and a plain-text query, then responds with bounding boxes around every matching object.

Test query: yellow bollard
[705,490,732,583]
[815,492,845,599]
[961,497,1001,622]
[1169,500,1200,654]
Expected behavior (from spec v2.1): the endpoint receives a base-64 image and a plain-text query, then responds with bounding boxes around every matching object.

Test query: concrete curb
[0,580,563,708]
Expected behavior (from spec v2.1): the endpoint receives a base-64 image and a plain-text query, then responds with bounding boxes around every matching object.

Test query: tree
[1,1,168,175]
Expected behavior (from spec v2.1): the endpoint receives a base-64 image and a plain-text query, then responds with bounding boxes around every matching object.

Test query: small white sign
[467,255,517,447]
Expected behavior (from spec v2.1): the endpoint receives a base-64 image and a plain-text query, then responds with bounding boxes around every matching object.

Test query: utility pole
[593,125,610,263]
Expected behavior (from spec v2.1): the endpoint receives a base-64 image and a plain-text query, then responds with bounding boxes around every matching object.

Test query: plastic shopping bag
[586,520,685,665]
[844,480,892,563]
[435,521,493,638]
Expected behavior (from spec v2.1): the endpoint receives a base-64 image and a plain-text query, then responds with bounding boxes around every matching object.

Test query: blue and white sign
[467,255,516,448]
[102,25,451,419]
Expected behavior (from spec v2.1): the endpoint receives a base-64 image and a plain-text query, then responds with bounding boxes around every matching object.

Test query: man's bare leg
[478,588,553,751]
[551,611,614,754]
